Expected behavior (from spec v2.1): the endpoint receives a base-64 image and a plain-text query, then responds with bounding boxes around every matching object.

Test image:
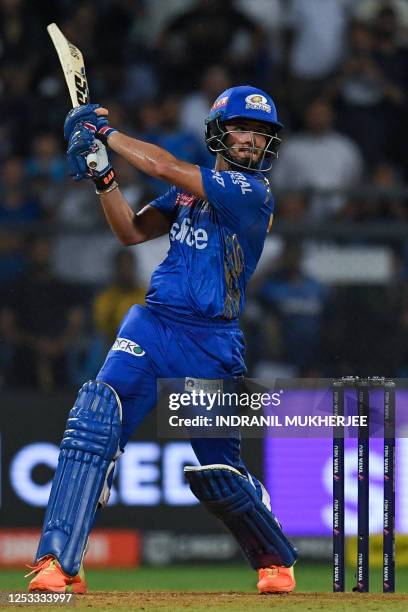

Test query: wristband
[97,126,118,146]
[92,166,117,192]
[95,181,118,195]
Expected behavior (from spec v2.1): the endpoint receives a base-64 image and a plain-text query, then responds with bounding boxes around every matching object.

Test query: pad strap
[184,464,297,569]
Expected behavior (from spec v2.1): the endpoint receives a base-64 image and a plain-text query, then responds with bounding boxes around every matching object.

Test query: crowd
[1,0,408,389]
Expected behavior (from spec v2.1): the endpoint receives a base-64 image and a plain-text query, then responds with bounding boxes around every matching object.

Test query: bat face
[67,41,89,105]
[47,23,90,108]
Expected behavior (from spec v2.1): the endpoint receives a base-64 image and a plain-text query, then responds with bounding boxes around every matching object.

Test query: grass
[1,562,408,593]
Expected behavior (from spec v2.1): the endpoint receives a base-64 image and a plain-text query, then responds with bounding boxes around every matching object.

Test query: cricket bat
[47,23,98,169]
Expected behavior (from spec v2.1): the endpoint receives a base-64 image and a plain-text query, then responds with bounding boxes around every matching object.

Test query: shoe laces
[259,566,280,578]
[24,556,55,578]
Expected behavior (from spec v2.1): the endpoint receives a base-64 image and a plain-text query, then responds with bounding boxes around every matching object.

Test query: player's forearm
[107,132,179,179]
[106,131,205,196]
[98,187,142,246]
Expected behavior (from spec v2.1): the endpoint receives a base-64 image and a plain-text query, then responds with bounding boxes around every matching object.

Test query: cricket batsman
[26,85,298,594]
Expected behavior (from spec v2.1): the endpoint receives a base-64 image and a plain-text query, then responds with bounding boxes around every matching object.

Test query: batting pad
[36,380,122,576]
[184,464,298,569]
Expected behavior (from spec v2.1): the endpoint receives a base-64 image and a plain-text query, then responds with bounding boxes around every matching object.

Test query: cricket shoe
[25,556,87,594]
[257,565,296,594]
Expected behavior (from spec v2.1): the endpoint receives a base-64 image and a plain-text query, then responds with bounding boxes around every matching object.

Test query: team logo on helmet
[245,94,271,113]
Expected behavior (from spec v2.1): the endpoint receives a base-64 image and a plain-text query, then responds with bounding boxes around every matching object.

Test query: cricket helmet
[205,85,283,172]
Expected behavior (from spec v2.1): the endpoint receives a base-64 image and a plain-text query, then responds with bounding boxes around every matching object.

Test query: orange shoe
[25,556,87,594]
[257,565,296,594]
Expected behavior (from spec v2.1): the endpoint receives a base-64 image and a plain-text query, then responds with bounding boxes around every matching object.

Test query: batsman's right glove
[67,125,117,193]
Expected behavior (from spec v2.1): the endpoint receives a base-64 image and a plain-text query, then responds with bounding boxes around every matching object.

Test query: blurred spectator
[256,242,329,371]
[0,0,41,63]
[114,1,160,105]
[0,156,40,284]
[140,93,210,194]
[236,0,284,63]
[0,231,25,285]
[372,5,408,170]
[353,0,408,36]
[158,94,208,160]
[96,0,142,63]
[26,133,66,185]
[283,0,355,118]
[327,21,389,166]
[323,282,399,376]
[338,163,408,222]
[0,234,84,389]
[180,65,232,142]
[0,157,42,225]
[373,5,408,86]
[0,62,35,155]
[327,12,408,167]
[271,98,363,219]
[275,192,308,224]
[136,100,161,141]
[93,249,146,348]
[157,0,263,89]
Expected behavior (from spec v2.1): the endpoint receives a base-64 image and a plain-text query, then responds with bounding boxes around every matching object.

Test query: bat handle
[86,152,98,169]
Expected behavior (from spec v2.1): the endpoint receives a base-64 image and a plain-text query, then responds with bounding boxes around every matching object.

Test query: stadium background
[1,0,408,595]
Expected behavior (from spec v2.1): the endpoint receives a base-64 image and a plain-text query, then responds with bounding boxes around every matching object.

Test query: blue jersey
[145,167,274,320]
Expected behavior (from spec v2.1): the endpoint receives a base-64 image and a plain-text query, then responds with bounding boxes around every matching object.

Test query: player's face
[224,120,270,166]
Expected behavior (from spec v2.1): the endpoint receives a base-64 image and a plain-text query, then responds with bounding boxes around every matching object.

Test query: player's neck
[215,155,231,172]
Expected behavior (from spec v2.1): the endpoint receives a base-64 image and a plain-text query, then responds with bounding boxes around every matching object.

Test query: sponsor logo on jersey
[211,96,229,111]
[176,193,196,207]
[169,218,208,250]
[228,171,253,194]
[212,171,225,187]
[112,337,145,356]
[245,94,271,113]
[212,171,253,195]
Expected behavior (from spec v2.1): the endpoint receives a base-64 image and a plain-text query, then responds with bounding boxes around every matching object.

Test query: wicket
[332,377,396,593]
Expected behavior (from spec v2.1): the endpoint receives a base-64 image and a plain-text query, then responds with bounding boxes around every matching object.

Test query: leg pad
[36,381,122,575]
[185,464,298,569]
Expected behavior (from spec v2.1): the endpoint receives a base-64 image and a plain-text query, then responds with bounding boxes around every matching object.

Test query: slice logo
[170,218,208,250]
[112,337,145,357]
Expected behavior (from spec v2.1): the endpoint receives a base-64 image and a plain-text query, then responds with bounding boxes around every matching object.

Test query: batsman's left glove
[67,125,117,192]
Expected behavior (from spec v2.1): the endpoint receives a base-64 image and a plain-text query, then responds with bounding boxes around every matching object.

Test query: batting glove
[64,104,100,141]
[67,125,117,192]
[64,104,118,144]
[67,125,96,180]
[83,117,117,146]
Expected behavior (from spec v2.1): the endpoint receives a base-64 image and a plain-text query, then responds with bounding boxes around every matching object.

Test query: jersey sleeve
[200,168,272,230]
[149,186,179,216]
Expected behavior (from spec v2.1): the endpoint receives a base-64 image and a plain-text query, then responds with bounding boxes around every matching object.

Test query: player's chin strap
[184,464,298,569]
[35,380,122,576]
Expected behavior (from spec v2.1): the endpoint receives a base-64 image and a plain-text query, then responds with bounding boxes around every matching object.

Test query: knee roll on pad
[36,380,122,576]
[184,464,298,569]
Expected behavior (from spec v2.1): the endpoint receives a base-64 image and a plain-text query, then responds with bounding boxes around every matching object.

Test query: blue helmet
[205,85,283,172]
